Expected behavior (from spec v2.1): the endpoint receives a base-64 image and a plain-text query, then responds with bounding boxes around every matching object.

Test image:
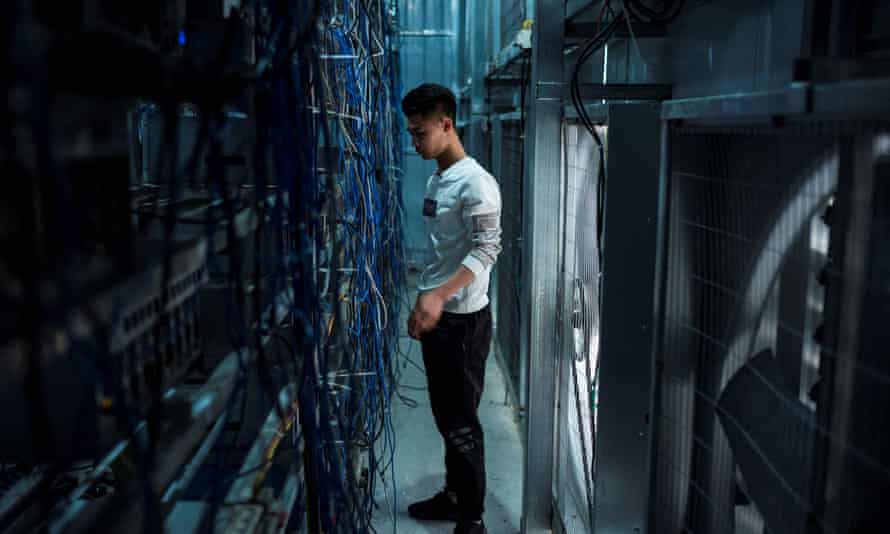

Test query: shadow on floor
[374,472,518,534]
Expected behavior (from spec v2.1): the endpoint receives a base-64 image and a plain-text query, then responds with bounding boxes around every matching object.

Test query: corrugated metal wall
[499,0,525,50]
[398,0,461,266]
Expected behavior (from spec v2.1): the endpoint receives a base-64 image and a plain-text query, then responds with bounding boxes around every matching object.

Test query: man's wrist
[428,286,448,300]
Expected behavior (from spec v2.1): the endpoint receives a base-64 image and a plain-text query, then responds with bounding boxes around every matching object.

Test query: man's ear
[440,115,452,133]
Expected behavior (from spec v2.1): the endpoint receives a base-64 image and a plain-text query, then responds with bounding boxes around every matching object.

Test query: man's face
[406,113,450,160]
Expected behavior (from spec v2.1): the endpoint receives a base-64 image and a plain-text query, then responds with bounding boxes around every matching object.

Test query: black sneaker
[454,519,486,534]
[407,490,460,521]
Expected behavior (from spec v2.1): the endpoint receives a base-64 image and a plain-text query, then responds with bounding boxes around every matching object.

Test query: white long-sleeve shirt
[419,157,502,314]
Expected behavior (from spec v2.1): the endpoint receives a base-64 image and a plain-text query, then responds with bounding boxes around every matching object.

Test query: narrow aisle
[372,315,523,533]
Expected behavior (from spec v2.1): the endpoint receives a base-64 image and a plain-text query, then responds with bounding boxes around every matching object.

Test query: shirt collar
[436,156,472,177]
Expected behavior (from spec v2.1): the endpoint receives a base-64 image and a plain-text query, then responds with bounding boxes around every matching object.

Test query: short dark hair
[401,83,456,122]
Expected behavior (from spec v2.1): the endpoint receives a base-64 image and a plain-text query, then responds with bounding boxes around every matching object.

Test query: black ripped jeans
[420,306,492,522]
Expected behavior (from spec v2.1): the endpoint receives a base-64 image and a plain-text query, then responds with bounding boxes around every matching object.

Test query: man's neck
[436,140,467,173]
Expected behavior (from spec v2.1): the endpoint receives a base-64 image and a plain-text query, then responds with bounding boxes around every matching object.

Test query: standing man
[402,83,502,534]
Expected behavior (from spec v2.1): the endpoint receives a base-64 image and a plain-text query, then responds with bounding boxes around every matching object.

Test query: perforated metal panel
[651,122,890,534]
[495,119,524,401]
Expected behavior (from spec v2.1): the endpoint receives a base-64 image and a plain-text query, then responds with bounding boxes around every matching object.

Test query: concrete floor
[371,320,524,534]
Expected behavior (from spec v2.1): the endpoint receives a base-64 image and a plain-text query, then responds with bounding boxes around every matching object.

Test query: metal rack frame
[520,0,563,531]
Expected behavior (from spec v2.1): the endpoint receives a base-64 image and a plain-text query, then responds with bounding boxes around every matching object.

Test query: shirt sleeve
[460,173,502,275]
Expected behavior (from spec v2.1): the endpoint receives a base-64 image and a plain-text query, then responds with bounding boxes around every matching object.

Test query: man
[402,83,502,534]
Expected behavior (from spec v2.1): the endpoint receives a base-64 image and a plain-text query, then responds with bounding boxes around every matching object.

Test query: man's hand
[407,290,446,339]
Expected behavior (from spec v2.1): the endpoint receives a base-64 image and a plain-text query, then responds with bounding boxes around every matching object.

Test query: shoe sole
[407,509,459,522]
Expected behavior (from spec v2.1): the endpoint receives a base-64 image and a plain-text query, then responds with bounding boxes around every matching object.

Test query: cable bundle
[298,0,405,531]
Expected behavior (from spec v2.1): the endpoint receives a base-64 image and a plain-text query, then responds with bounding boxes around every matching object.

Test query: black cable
[570,0,684,280]
[570,12,621,272]
[624,0,685,23]
[4,1,332,532]
[144,0,254,483]
[144,9,280,531]
[570,13,622,142]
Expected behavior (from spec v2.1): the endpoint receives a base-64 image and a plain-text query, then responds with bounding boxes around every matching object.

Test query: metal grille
[554,123,603,533]
[495,120,524,400]
[652,123,890,534]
